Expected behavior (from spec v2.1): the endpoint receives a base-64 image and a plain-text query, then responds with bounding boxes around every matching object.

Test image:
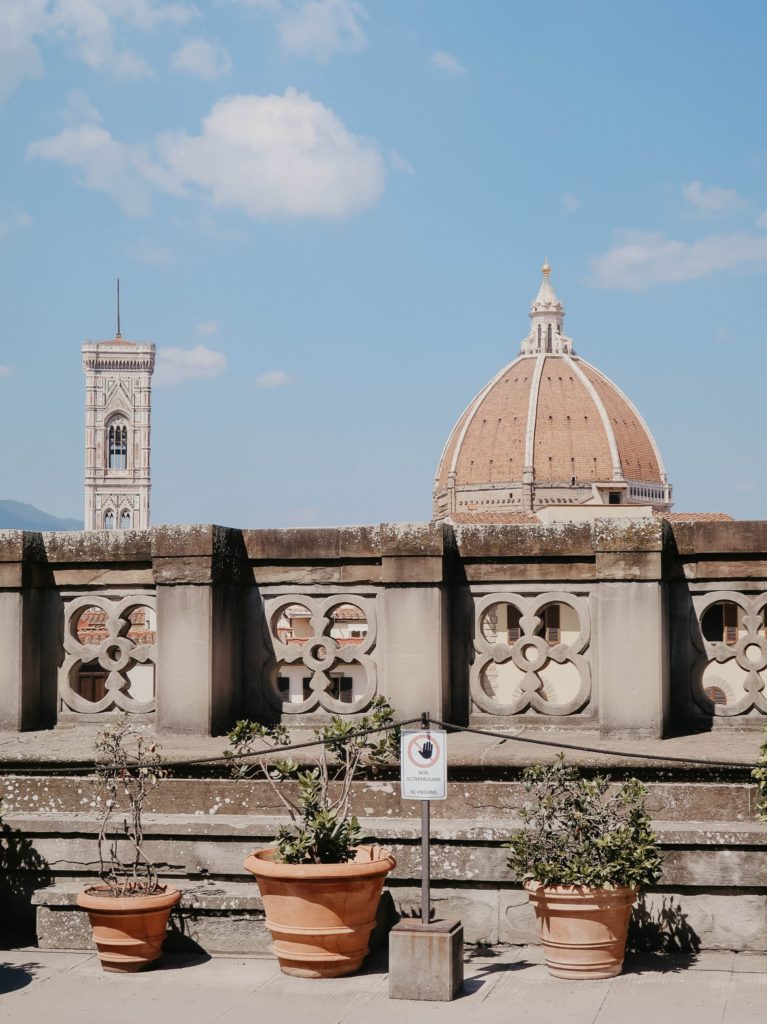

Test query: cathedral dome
[433,264,672,519]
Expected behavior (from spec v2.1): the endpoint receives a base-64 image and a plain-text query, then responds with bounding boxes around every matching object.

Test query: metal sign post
[393,713,462,1001]
[421,788,430,924]
[400,711,447,925]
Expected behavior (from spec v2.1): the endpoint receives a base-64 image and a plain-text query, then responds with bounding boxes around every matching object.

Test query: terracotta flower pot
[77,884,181,973]
[244,844,396,978]
[524,881,637,980]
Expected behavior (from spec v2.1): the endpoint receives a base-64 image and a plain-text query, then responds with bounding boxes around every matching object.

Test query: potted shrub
[77,716,180,973]
[227,696,398,978]
[505,755,661,980]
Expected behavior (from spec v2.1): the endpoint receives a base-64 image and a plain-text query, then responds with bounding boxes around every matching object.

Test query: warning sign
[400,729,447,800]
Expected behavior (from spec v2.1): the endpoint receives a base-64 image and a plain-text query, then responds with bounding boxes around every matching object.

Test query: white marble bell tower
[82,284,155,531]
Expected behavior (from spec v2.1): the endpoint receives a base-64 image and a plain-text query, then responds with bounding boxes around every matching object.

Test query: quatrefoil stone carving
[692,591,767,717]
[265,594,377,714]
[470,591,591,717]
[59,595,157,715]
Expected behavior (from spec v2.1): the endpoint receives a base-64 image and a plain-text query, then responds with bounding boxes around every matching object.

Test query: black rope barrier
[431,719,760,771]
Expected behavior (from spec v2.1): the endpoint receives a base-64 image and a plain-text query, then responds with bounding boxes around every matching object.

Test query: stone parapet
[0,519,764,734]
[7,784,766,952]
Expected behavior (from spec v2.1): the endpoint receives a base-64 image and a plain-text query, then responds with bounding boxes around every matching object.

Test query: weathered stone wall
[1,518,766,735]
[2,772,764,953]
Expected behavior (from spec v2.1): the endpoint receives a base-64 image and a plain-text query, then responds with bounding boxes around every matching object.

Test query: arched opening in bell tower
[107,418,128,470]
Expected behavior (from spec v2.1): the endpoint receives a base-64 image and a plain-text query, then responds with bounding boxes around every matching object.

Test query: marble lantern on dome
[433,263,673,519]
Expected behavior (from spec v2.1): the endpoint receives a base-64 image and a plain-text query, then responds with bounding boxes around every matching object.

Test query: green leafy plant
[752,731,767,821]
[93,715,165,896]
[505,755,662,889]
[227,697,398,864]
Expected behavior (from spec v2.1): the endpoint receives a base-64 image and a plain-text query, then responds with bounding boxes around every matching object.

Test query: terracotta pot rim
[77,883,181,913]
[523,880,638,897]
[244,843,396,881]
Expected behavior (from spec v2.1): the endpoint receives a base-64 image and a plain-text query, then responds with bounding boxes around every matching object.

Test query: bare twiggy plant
[93,715,165,896]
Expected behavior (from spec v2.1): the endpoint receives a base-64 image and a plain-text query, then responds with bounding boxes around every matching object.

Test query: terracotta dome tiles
[578,362,662,483]
[533,358,614,482]
[451,364,533,487]
[432,264,671,517]
[437,354,664,491]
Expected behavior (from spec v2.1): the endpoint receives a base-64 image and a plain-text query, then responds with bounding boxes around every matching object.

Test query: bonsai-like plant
[505,755,662,889]
[226,696,398,864]
[93,715,165,896]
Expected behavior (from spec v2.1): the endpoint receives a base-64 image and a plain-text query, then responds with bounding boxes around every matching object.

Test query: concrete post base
[388,919,464,1001]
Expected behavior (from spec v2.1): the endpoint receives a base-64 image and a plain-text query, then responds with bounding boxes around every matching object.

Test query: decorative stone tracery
[264,594,377,715]
[692,591,767,717]
[59,595,157,715]
[471,591,591,716]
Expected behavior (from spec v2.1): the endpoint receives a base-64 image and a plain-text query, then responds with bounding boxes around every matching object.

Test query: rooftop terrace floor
[0,725,761,773]
[1,946,764,1024]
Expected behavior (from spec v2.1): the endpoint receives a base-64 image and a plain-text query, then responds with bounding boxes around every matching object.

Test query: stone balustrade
[1,517,766,736]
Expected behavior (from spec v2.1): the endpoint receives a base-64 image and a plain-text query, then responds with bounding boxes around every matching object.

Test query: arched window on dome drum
[120,509,131,529]
[546,324,552,352]
[537,325,541,349]
[104,510,115,530]
[108,422,128,470]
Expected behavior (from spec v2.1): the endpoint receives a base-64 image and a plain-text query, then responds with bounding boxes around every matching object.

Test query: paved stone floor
[1,947,765,1024]
[0,723,760,770]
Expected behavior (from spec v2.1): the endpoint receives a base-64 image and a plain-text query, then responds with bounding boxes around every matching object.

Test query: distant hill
[0,500,83,531]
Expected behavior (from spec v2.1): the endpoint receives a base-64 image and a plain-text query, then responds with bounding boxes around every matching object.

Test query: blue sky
[0,0,765,526]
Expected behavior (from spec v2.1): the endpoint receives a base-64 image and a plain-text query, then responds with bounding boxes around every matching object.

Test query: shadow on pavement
[466,946,535,979]
[0,961,40,994]
[628,894,701,960]
[623,952,699,975]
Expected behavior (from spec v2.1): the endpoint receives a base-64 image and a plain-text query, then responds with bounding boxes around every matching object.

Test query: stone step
[1,774,759,823]
[4,811,766,886]
[30,881,271,955]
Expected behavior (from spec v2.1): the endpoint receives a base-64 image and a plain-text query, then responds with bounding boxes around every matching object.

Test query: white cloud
[196,319,219,336]
[591,230,767,290]
[0,1,198,99]
[0,208,33,240]
[170,37,232,79]
[28,120,185,216]
[129,237,172,266]
[30,89,384,219]
[390,149,415,175]
[229,0,282,10]
[562,192,581,215]
[63,88,103,124]
[0,2,47,102]
[52,0,196,78]
[154,345,227,386]
[428,50,466,77]
[279,0,368,62]
[758,211,767,228]
[683,181,747,215]
[157,89,385,218]
[255,369,292,388]
[0,366,15,378]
